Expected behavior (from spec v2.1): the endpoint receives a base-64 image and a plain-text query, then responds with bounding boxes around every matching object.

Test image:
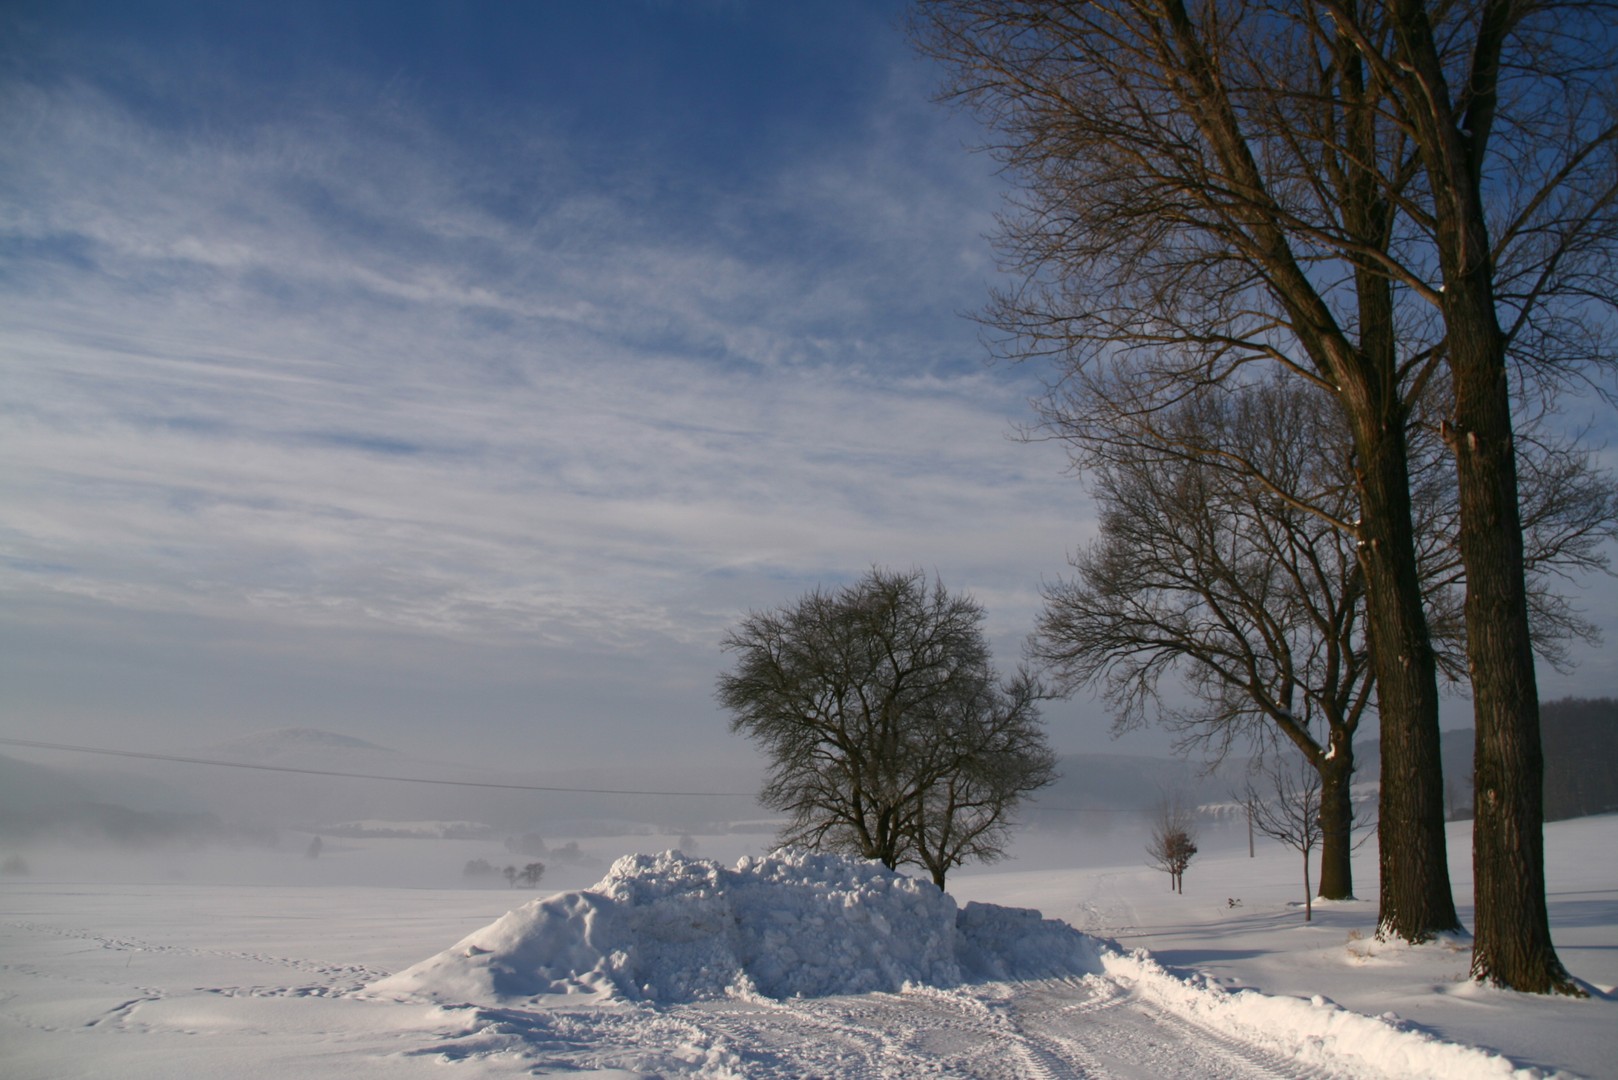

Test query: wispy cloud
[1,45,1091,761]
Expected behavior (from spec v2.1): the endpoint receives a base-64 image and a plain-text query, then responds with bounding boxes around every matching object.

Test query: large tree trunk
[1317,749,1356,901]
[1349,400,1462,941]
[1156,0,1457,938]
[1386,0,1579,995]
[1446,288,1579,994]
[1331,31,1455,932]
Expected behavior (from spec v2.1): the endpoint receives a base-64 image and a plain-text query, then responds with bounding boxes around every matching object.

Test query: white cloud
[0,61,1094,761]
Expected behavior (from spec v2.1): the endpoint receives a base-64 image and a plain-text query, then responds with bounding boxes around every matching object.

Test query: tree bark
[1447,287,1578,992]
[1330,21,1454,931]
[1387,0,1580,994]
[1346,389,1461,940]
[1163,0,1458,939]
[1317,749,1356,901]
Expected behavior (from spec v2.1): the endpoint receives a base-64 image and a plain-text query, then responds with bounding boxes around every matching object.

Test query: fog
[0,722,1281,897]
[1,809,1233,898]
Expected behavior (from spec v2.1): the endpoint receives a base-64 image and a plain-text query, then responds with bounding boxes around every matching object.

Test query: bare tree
[717,567,1056,887]
[463,858,499,881]
[518,862,546,888]
[1371,1,1614,995]
[915,1,1615,989]
[1243,757,1326,921]
[909,673,1058,886]
[1147,798,1200,893]
[1038,380,1371,900]
[1034,376,1613,902]
[915,0,1459,945]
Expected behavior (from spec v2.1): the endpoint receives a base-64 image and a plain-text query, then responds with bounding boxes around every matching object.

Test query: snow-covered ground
[2,816,1614,1078]
[950,816,1618,1079]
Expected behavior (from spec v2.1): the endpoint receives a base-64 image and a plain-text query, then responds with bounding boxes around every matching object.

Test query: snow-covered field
[2,816,1614,1079]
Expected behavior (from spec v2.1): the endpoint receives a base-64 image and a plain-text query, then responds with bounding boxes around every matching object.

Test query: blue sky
[3,1,1613,777]
[0,0,1111,770]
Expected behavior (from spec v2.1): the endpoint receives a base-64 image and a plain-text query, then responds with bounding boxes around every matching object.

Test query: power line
[0,736,1166,814]
[0,736,759,798]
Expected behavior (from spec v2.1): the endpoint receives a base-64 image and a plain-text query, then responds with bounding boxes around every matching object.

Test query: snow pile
[369,849,1550,1074]
[369,849,1104,1004]
[955,899,1111,981]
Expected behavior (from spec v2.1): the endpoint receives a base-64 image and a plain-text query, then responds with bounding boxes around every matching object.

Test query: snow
[949,816,1618,1078]
[1098,949,1538,1078]
[3,815,1615,1078]
[370,849,1102,1005]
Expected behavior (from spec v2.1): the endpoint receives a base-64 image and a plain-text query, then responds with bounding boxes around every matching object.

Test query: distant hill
[1025,752,1251,830]
[0,753,97,816]
[0,754,275,848]
[0,752,203,816]
[1352,728,1474,819]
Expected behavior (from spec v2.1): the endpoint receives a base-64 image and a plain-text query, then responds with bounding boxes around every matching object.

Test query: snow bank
[955,899,1111,981]
[369,849,1104,1004]
[1105,949,1546,1079]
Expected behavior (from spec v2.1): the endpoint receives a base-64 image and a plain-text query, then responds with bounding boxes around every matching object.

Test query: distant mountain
[2,729,462,840]
[166,727,505,828]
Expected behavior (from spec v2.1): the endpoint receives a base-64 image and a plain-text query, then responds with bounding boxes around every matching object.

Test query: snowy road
[401,977,1352,1075]
[403,974,1354,1078]
[638,978,1339,1078]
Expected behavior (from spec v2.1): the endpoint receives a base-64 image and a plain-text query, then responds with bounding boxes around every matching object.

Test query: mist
[0,721,1283,899]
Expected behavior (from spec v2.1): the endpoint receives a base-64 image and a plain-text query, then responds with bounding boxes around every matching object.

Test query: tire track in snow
[690,993,966,1078]
[1005,976,1355,1080]
[411,973,1345,1079]
[1131,996,1348,1080]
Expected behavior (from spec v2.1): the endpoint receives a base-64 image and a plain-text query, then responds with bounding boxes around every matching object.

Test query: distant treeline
[1541,697,1618,822]
[0,801,279,849]
[1354,697,1616,823]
